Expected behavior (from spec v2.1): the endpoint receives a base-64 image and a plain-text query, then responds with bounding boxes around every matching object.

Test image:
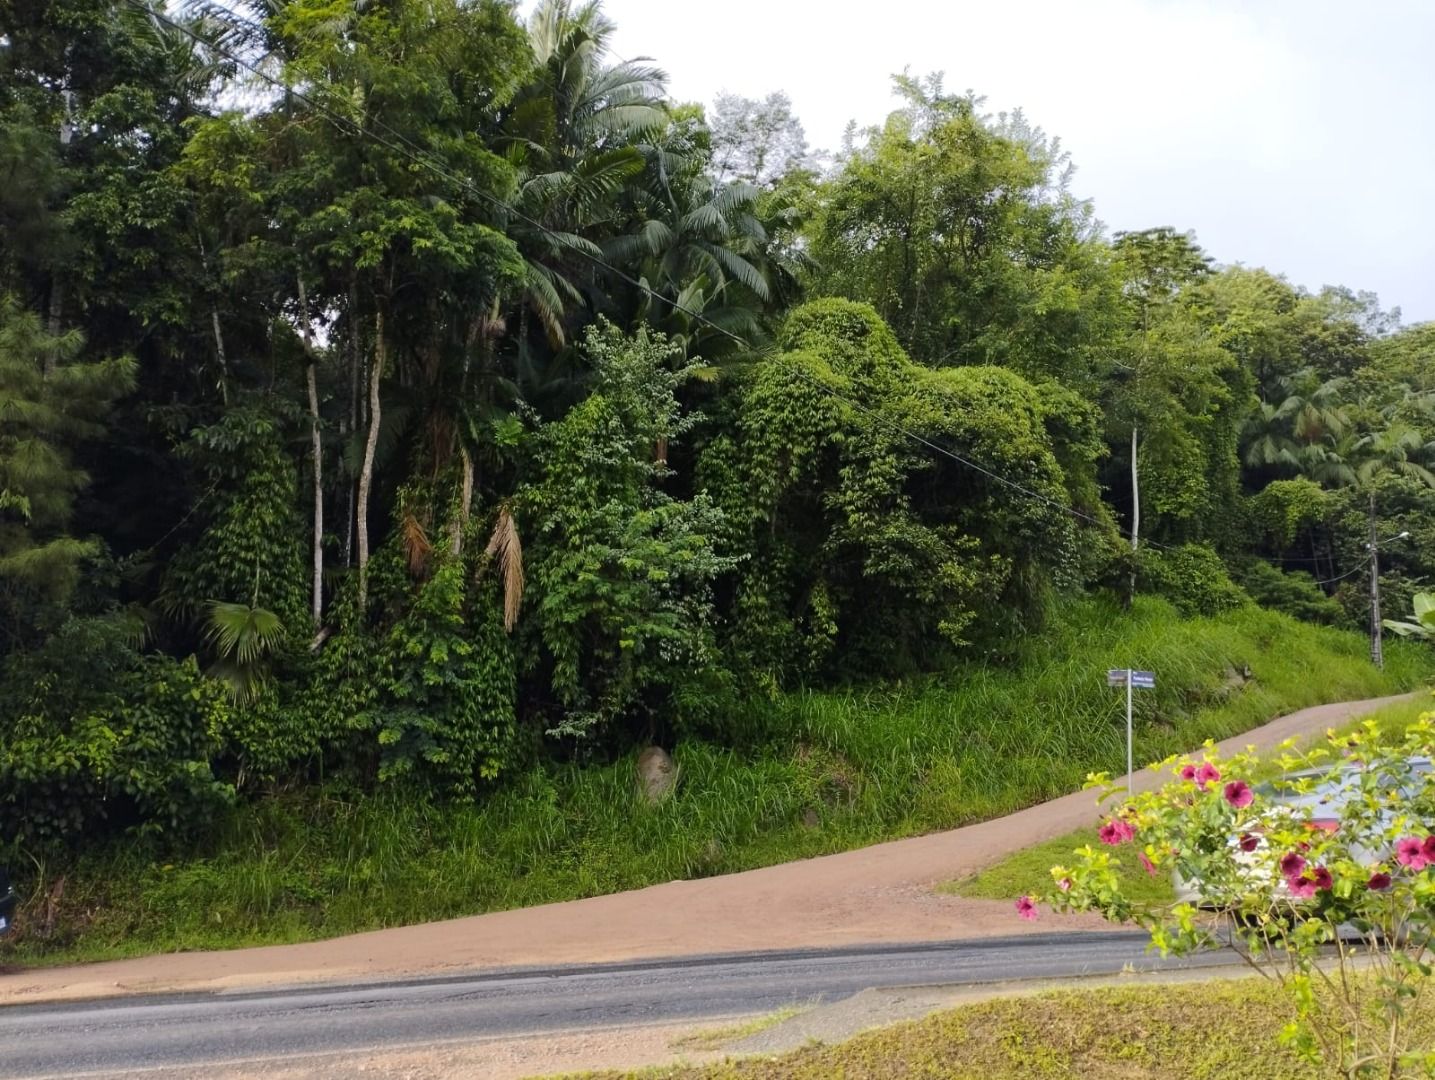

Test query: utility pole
[1366,510,1411,670]
[1369,496,1382,669]
[1128,426,1140,608]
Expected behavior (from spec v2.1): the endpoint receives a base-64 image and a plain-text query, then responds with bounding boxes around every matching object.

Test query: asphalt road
[0,931,1235,1078]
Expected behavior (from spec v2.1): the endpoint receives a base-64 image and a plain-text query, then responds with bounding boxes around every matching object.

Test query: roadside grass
[941,690,1435,907]
[669,1007,812,1052]
[580,977,1435,1079]
[1330,693,1435,741]
[5,595,1431,966]
[942,827,1176,907]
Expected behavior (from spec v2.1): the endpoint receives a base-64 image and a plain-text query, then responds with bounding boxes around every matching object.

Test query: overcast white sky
[562,0,1434,324]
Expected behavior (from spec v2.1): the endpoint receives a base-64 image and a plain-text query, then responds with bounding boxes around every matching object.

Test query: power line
[1310,559,1372,587]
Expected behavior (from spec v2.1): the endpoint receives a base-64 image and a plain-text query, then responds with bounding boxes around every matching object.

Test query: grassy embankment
[4,595,1430,966]
[590,978,1434,1079]
[947,694,1435,905]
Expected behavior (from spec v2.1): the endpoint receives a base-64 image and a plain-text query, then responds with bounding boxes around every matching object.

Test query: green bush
[1044,719,1435,1074]
[1249,478,1329,549]
[1138,543,1248,615]
[521,325,740,741]
[8,596,1429,964]
[1231,558,1345,624]
[0,618,235,850]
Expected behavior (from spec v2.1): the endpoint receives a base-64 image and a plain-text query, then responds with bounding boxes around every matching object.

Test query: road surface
[0,932,1241,1078]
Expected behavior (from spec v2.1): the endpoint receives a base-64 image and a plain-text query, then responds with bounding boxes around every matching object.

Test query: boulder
[1221,664,1253,695]
[636,745,677,804]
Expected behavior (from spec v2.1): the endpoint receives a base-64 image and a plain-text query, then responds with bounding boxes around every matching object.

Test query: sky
[563,0,1435,325]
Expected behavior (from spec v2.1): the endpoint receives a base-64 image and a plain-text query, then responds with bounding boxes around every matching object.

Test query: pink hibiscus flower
[1287,875,1317,900]
[1180,764,1198,782]
[1195,762,1221,789]
[1238,833,1259,852]
[1057,877,1073,892]
[1312,866,1333,891]
[1279,852,1307,878]
[1396,837,1429,871]
[1367,871,1392,891]
[1223,781,1253,809]
[1099,819,1135,845]
[1423,836,1435,861]
[1015,895,1039,921]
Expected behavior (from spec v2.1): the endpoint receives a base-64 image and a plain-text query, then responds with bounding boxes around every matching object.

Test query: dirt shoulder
[0,692,1411,1007]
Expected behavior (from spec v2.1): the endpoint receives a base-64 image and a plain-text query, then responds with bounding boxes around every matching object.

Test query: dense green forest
[3,0,1435,939]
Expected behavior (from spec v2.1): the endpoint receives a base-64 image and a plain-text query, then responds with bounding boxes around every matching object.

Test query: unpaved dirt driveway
[0,692,1413,1006]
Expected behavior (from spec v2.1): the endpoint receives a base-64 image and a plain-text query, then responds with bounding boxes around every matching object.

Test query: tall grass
[7,595,1431,965]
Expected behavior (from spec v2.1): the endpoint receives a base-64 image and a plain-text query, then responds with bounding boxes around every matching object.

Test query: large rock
[636,745,677,804]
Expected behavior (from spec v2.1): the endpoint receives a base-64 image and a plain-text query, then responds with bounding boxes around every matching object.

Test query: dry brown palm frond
[485,504,524,632]
[401,511,433,578]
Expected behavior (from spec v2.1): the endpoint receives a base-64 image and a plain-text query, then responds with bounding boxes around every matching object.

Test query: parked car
[0,867,14,935]
[1173,756,1433,907]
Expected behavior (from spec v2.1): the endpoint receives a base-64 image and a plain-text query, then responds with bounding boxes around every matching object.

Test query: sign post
[1107,669,1155,791]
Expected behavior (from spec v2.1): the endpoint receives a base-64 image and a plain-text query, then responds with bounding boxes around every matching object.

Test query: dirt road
[0,692,1414,1006]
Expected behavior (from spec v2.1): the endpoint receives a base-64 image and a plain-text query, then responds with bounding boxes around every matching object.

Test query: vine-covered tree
[1,0,1432,864]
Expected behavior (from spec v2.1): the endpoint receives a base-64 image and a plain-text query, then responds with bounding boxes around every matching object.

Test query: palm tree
[609,173,770,351]
[204,600,284,702]
[1241,368,1350,470]
[1304,421,1435,667]
[499,0,668,350]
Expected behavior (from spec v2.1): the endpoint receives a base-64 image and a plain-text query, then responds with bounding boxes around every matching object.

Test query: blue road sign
[1131,670,1155,688]
[1106,668,1129,686]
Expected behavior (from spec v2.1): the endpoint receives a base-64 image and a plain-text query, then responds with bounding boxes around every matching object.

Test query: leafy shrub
[362,561,517,791]
[522,323,739,740]
[1138,543,1248,615]
[0,618,234,849]
[161,403,309,634]
[1232,558,1345,625]
[1249,478,1329,549]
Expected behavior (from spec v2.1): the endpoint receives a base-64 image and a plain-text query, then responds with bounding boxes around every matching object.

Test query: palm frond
[205,601,282,666]
[700,242,772,302]
[484,505,525,632]
[401,512,432,577]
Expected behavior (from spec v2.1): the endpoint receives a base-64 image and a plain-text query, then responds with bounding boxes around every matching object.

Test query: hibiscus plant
[1026,713,1435,1078]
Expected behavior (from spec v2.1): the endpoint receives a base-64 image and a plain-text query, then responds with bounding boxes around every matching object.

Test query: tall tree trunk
[196,234,229,403]
[450,445,474,557]
[297,278,324,625]
[357,307,385,610]
[305,364,323,622]
[342,281,360,568]
[1128,425,1141,608]
[210,309,230,402]
[1369,491,1383,669]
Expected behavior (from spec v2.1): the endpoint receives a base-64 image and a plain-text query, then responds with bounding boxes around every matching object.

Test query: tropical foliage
[1,0,1434,867]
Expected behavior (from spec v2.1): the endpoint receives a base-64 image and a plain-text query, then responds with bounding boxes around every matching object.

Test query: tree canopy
[2,0,1433,851]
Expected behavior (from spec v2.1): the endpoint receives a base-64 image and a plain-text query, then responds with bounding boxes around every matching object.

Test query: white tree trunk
[1129,425,1141,605]
[297,277,324,625]
[197,234,228,402]
[357,307,385,610]
[306,361,323,623]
